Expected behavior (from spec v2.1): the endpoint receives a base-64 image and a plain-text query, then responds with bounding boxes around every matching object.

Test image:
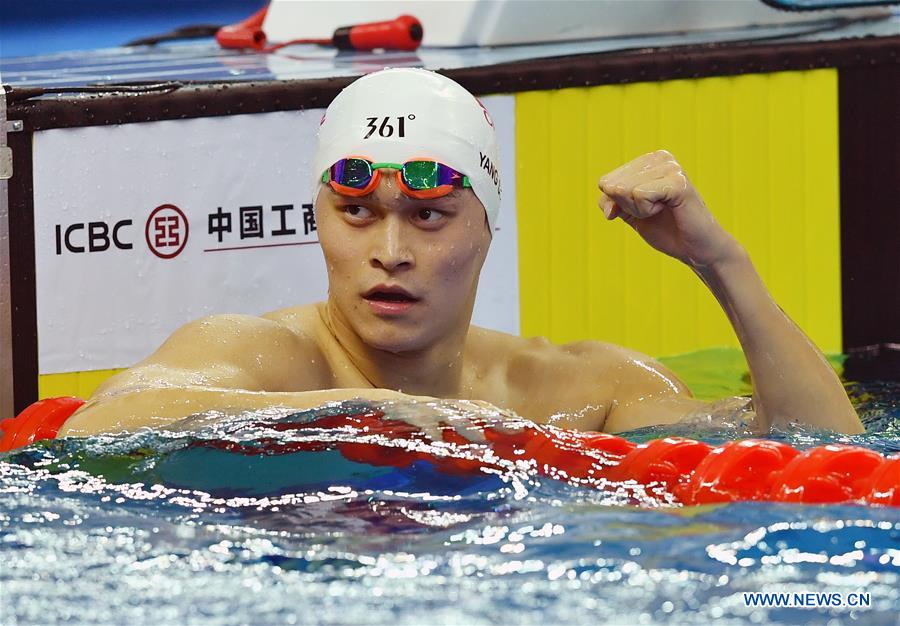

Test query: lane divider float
[1,397,896,507]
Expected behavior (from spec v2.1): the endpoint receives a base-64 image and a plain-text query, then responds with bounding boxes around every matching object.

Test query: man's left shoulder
[467,328,565,372]
[597,344,693,397]
[511,336,640,374]
[469,330,622,381]
[469,332,625,428]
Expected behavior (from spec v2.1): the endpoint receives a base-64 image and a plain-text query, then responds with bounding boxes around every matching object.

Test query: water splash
[1,380,898,625]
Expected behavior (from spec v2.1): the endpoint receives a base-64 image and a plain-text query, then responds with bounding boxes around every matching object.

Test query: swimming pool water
[1,350,898,625]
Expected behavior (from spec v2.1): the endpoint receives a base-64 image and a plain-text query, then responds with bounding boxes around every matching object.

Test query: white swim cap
[312,68,501,233]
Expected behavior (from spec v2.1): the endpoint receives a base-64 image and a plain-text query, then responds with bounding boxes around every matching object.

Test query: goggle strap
[322,160,472,188]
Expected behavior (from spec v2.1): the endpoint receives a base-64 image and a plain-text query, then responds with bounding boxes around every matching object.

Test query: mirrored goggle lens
[332,159,373,188]
[402,161,443,190]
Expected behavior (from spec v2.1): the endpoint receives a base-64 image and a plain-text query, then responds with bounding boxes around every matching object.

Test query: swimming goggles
[322,157,471,200]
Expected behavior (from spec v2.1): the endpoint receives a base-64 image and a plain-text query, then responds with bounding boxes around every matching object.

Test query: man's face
[315,171,492,353]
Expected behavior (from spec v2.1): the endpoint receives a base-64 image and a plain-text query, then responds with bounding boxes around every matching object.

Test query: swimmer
[58,68,864,438]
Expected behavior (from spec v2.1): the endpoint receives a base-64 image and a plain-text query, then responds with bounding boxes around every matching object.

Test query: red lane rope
[2,398,897,507]
[0,397,86,452]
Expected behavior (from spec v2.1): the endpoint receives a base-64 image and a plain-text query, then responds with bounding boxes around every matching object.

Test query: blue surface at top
[0,0,265,58]
[2,13,898,91]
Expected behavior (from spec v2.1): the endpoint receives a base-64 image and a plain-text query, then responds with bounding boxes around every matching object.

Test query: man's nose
[370,215,414,272]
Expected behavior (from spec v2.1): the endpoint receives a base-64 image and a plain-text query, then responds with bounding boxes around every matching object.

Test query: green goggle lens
[401,161,440,190]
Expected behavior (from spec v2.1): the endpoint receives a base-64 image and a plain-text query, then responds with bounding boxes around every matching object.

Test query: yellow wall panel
[657,79,700,356]
[800,72,842,352]
[693,77,740,349]
[767,73,808,328]
[516,69,842,356]
[620,82,663,352]
[38,369,124,400]
[516,92,551,336]
[731,74,771,291]
[585,86,625,343]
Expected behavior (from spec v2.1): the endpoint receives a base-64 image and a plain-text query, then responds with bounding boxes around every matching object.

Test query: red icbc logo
[145,204,189,259]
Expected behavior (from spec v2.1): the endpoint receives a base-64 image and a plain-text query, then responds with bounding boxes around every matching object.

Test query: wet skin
[60,152,863,437]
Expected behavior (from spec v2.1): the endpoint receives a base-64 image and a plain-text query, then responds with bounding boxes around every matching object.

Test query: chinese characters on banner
[208,204,316,248]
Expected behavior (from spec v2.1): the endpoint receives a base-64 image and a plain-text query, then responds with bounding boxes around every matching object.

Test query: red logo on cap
[475,98,494,128]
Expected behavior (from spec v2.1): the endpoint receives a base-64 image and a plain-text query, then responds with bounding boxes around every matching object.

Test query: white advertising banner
[33,97,518,374]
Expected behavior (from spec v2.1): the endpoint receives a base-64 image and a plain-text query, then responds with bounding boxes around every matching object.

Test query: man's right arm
[57,314,406,437]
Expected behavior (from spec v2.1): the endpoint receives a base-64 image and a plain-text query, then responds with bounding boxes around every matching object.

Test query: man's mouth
[363,285,420,302]
[363,285,420,315]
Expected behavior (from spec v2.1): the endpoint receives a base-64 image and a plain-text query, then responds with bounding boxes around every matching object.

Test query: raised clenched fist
[598,150,742,269]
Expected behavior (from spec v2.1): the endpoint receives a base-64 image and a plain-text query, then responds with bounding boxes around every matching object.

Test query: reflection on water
[1,365,898,625]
